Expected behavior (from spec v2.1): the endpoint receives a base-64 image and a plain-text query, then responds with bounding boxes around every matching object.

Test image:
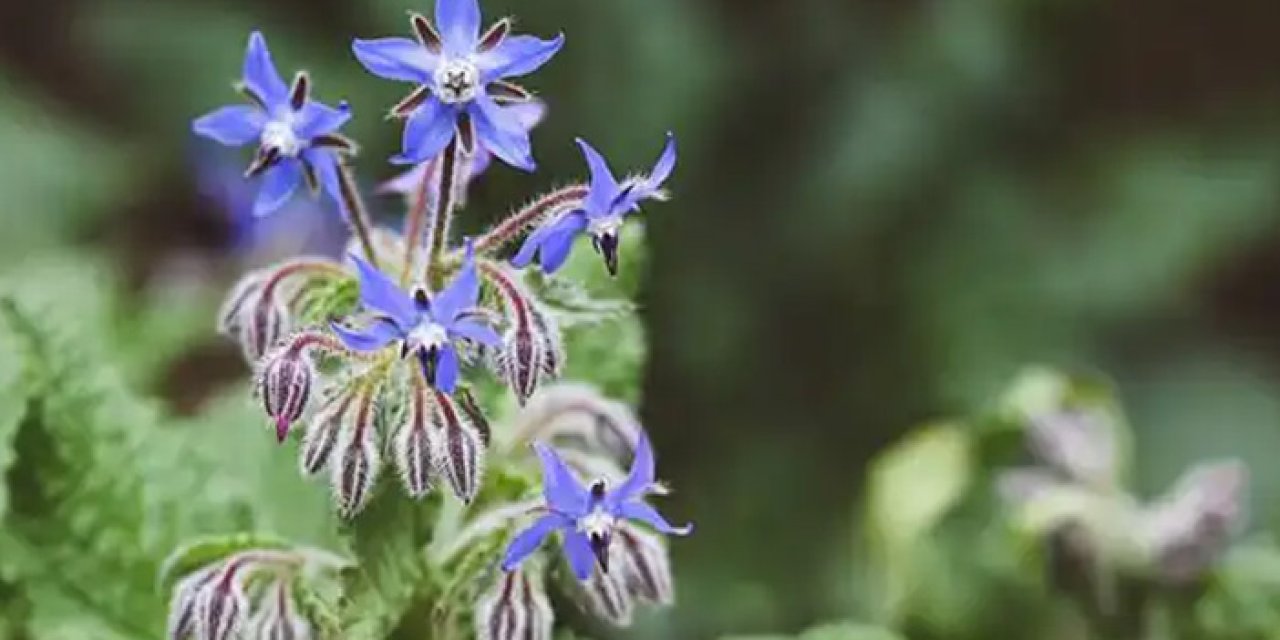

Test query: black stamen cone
[590,532,611,573]
[593,232,620,277]
[419,346,440,387]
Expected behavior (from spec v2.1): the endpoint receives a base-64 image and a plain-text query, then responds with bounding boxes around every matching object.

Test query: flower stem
[472,185,589,254]
[399,160,438,286]
[424,137,462,288]
[336,159,381,270]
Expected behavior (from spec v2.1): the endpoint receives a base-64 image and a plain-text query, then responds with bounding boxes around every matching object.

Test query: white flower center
[261,120,302,157]
[407,321,449,352]
[588,216,624,237]
[577,507,615,539]
[434,58,480,104]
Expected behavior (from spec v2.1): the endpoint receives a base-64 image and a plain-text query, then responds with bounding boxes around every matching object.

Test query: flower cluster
[187,0,691,636]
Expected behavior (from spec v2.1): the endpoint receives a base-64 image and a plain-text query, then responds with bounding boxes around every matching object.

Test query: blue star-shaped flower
[512,133,677,276]
[501,433,693,581]
[193,32,354,217]
[330,243,501,393]
[351,0,563,169]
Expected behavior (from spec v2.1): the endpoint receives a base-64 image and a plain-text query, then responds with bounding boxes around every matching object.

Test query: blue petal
[511,219,552,268]
[295,101,352,139]
[501,513,568,571]
[329,317,401,352]
[435,0,481,54]
[243,32,290,107]
[469,97,535,171]
[192,105,265,146]
[561,530,596,581]
[395,98,458,165]
[350,254,417,327]
[617,500,693,536]
[432,241,480,321]
[301,147,343,209]
[615,132,678,212]
[575,138,620,214]
[433,345,460,393]
[608,431,654,506]
[253,159,302,217]
[451,319,502,346]
[536,212,588,274]
[351,37,437,84]
[477,33,564,82]
[533,442,589,515]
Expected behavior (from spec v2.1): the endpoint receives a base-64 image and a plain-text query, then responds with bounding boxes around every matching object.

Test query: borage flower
[513,134,676,276]
[352,0,562,169]
[501,433,692,581]
[331,243,500,393]
[193,32,355,217]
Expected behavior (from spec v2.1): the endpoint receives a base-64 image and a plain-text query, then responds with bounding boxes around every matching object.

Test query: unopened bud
[499,323,543,405]
[257,346,314,443]
[614,523,675,606]
[243,293,289,363]
[393,381,436,498]
[581,563,633,627]
[193,563,249,640]
[474,569,554,640]
[248,580,312,640]
[432,390,485,504]
[1143,461,1248,584]
[300,392,354,476]
[1026,409,1116,486]
[216,270,265,337]
[330,387,381,517]
[166,567,215,639]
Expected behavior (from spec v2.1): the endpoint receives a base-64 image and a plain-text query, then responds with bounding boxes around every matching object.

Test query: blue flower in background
[331,243,501,393]
[193,31,354,217]
[352,0,563,169]
[501,433,693,581]
[513,134,676,276]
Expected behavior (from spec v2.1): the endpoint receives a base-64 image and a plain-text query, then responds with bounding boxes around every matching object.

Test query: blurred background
[3,0,1280,638]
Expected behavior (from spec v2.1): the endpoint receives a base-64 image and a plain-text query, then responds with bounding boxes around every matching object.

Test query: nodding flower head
[351,0,563,169]
[193,32,355,218]
[500,432,692,581]
[330,241,501,393]
[512,134,676,276]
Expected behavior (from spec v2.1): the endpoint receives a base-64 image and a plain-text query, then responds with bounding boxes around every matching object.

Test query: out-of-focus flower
[513,134,676,276]
[352,0,562,169]
[501,432,692,580]
[330,242,501,392]
[193,32,355,217]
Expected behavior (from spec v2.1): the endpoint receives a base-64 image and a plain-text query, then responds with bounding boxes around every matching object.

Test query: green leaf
[722,622,905,640]
[155,532,294,594]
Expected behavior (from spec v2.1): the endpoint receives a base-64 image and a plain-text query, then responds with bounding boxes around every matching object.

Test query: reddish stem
[473,185,589,254]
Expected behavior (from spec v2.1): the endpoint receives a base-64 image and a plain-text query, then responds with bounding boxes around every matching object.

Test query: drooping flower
[330,242,501,392]
[193,31,355,217]
[513,134,676,276]
[501,432,692,581]
[351,0,563,169]
[379,100,546,201]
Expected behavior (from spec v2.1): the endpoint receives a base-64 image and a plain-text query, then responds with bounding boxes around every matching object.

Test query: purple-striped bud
[393,380,436,498]
[479,261,561,405]
[581,563,634,627]
[531,307,563,379]
[299,392,354,476]
[614,523,675,606]
[243,293,289,363]
[257,346,314,443]
[330,387,380,517]
[474,569,553,640]
[431,390,485,504]
[248,580,312,640]
[499,322,543,405]
[217,270,266,337]
[192,563,249,640]
[166,567,216,639]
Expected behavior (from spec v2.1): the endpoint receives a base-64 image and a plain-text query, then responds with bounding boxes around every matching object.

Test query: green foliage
[723,622,904,640]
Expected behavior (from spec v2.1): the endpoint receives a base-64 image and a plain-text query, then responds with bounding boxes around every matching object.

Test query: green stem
[424,137,462,289]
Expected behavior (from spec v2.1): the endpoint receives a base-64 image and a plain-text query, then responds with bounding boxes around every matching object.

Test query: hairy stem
[425,137,462,288]
[336,160,382,270]
[399,160,438,286]
[473,184,590,254]
[261,258,346,302]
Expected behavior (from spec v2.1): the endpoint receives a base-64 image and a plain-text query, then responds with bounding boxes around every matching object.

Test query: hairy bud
[393,379,436,498]
[248,581,312,640]
[300,391,354,476]
[1027,409,1117,486]
[581,564,634,627]
[244,293,289,364]
[432,390,485,503]
[512,383,641,465]
[166,567,215,639]
[193,564,249,640]
[217,270,265,337]
[614,523,675,606]
[1143,461,1248,585]
[330,386,381,517]
[474,569,554,640]
[480,261,562,405]
[257,346,314,443]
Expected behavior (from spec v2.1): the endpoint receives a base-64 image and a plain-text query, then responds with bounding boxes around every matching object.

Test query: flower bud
[431,390,485,504]
[193,564,249,640]
[166,567,215,639]
[531,307,563,379]
[512,383,641,465]
[257,347,314,443]
[614,523,675,606]
[330,386,381,517]
[1026,409,1116,486]
[248,580,312,640]
[1143,461,1247,585]
[216,270,265,337]
[393,381,436,498]
[300,392,354,476]
[474,569,554,640]
[499,322,543,405]
[243,293,289,363]
[581,563,633,627]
